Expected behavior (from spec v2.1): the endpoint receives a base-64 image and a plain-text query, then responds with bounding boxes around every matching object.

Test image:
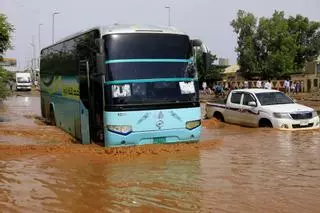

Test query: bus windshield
[103,33,199,110]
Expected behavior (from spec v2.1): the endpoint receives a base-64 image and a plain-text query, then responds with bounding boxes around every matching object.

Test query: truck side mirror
[248,101,257,107]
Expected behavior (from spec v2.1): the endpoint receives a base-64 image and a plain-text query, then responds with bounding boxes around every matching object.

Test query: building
[291,56,320,92]
[0,58,17,72]
[218,58,229,66]
[222,64,241,81]
[219,64,244,88]
[219,56,320,92]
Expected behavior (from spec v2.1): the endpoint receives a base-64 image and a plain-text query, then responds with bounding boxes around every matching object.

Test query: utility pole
[30,35,36,82]
[30,36,36,69]
[52,12,60,44]
[38,23,43,69]
[165,6,171,26]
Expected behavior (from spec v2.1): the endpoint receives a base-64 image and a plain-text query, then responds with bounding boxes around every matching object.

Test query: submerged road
[0,93,320,212]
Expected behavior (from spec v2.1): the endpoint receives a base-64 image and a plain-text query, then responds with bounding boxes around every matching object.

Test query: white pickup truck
[206,89,320,130]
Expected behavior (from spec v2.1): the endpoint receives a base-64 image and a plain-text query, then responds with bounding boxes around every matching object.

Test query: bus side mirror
[202,52,211,72]
[95,38,104,54]
[191,39,210,71]
[96,54,106,75]
[191,39,202,47]
[95,38,106,75]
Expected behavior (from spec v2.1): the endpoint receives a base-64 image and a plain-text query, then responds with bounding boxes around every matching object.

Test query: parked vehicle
[206,89,320,130]
[16,72,32,91]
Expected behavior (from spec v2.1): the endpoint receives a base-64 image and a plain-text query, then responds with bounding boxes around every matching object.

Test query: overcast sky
[2,0,320,69]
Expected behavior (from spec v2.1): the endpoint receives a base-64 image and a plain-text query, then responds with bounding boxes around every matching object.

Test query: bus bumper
[104,126,201,147]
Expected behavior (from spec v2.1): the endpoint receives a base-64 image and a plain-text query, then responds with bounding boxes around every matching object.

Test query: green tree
[257,11,297,78]
[196,49,223,82]
[0,66,14,99]
[288,15,320,70]
[0,13,14,100]
[231,10,259,79]
[0,14,14,58]
[231,10,320,79]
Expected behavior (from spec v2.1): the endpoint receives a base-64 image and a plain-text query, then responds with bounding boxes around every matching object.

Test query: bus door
[79,60,91,144]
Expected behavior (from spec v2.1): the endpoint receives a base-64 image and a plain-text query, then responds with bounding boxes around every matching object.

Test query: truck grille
[292,123,314,129]
[290,112,312,120]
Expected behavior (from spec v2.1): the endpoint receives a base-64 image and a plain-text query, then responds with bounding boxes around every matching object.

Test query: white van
[16,72,32,91]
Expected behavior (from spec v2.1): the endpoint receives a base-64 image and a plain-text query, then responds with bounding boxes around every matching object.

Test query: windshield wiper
[106,101,199,111]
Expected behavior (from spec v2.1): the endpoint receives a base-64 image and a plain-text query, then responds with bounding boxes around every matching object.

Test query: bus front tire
[49,106,56,126]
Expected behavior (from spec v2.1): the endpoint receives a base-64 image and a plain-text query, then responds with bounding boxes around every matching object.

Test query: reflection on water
[0,95,41,126]
[1,128,320,212]
[0,152,203,212]
[0,96,320,212]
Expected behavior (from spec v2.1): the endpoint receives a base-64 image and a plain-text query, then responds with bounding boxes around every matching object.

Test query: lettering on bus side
[62,86,80,98]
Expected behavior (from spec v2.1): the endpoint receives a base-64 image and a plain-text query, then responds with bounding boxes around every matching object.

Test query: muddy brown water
[1,94,320,212]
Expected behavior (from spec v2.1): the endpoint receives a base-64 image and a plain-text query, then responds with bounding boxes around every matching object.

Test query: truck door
[226,92,243,125]
[79,60,91,144]
[240,93,259,127]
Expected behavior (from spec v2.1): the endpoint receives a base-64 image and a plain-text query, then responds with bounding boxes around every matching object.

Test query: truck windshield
[255,92,294,105]
[103,33,199,110]
[17,77,30,83]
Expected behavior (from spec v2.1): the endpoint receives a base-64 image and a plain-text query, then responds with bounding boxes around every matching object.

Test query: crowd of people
[201,79,304,97]
[283,79,303,94]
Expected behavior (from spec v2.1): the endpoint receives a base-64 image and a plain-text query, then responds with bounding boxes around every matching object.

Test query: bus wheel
[50,106,56,126]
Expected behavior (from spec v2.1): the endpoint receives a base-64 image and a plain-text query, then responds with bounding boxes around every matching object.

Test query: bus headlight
[186,120,201,130]
[107,125,132,135]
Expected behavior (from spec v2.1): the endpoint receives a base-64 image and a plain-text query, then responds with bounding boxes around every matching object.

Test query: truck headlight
[273,112,291,119]
[312,110,318,118]
[107,125,132,135]
[186,120,201,130]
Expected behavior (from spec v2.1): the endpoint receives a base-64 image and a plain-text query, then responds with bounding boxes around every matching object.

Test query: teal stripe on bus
[105,59,193,64]
[105,78,194,85]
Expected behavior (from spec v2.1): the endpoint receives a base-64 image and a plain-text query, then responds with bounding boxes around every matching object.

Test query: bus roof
[101,24,187,36]
[52,24,187,47]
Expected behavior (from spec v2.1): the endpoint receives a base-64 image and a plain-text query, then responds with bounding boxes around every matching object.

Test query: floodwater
[1,93,320,212]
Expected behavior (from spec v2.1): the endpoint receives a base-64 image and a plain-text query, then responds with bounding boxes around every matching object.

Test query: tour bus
[40,24,209,146]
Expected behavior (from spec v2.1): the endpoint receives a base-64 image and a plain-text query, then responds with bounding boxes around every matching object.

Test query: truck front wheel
[259,119,273,128]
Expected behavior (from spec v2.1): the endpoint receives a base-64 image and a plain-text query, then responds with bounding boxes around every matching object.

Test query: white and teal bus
[40,24,209,146]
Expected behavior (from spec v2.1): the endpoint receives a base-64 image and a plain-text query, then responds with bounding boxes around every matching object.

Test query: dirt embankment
[291,92,320,111]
